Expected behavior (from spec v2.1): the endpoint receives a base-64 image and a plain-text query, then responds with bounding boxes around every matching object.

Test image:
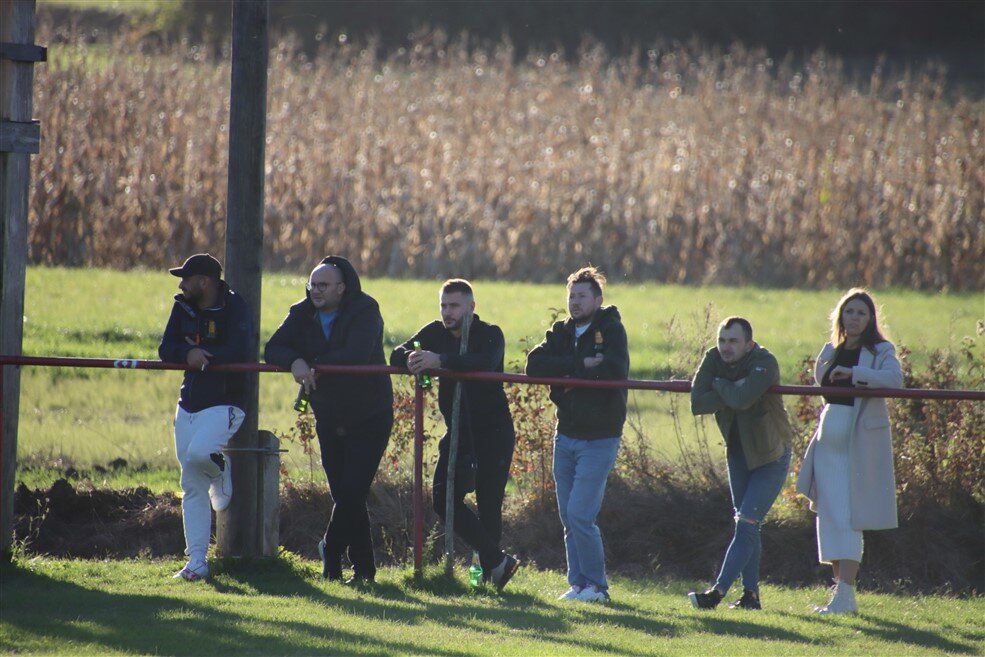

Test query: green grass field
[2,557,983,657]
[14,266,983,489]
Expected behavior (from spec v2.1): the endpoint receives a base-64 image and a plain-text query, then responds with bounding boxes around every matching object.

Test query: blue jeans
[554,433,620,591]
[713,446,792,594]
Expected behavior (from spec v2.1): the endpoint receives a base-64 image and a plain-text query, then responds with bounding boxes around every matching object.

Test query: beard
[182,287,202,306]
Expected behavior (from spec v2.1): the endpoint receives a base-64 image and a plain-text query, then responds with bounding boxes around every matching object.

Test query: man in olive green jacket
[686,317,793,611]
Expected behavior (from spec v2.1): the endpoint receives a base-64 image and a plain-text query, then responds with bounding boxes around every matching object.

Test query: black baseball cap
[169,253,222,279]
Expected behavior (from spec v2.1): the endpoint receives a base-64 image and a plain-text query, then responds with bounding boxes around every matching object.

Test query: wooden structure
[216,0,270,558]
[0,0,275,559]
[0,0,44,561]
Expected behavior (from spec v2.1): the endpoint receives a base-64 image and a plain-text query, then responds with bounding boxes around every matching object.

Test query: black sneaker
[318,539,342,581]
[489,554,520,592]
[345,573,375,586]
[688,588,723,609]
[728,589,761,610]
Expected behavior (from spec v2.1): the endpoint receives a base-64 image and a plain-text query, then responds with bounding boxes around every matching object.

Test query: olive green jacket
[690,344,793,469]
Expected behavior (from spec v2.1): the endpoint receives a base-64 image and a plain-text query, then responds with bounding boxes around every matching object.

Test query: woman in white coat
[796,288,903,614]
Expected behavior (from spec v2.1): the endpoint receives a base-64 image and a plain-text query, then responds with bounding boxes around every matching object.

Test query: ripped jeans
[713,446,792,595]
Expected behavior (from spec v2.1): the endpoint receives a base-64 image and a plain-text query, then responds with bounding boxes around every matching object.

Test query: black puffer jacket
[525,306,629,440]
[264,256,393,429]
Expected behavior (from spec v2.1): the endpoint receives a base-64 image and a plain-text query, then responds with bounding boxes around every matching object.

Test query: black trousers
[317,410,393,579]
[432,416,516,571]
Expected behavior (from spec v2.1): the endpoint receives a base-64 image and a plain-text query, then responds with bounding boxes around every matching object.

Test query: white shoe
[557,586,583,600]
[173,560,209,581]
[817,581,858,614]
[575,585,611,603]
[209,454,232,512]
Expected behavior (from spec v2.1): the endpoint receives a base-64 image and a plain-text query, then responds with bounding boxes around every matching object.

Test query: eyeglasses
[307,281,343,292]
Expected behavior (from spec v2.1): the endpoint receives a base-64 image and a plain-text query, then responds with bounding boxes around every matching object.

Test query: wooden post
[0,0,43,562]
[444,312,473,574]
[217,0,268,558]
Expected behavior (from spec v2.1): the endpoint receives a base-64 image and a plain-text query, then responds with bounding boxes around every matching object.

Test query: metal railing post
[413,380,424,574]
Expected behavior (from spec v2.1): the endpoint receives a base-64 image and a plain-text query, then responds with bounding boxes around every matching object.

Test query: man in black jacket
[264,256,393,584]
[159,253,253,581]
[525,266,629,603]
[390,279,519,590]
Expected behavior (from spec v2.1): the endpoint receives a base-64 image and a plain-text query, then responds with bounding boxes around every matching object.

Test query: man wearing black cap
[264,256,393,584]
[158,253,253,581]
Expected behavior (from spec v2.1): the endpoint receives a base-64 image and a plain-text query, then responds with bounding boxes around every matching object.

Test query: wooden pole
[0,0,41,562]
[217,0,268,558]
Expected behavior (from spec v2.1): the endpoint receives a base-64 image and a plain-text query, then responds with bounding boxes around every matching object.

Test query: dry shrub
[891,335,985,510]
[30,22,983,289]
[787,333,985,512]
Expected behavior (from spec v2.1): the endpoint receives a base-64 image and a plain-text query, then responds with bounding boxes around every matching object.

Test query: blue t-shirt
[319,311,338,340]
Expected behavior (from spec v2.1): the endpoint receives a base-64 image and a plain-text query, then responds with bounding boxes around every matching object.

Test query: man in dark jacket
[264,256,393,584]
[687,316,793,611]
[159,253,253,581]
[525,266,629,603]
[390,279,519,590]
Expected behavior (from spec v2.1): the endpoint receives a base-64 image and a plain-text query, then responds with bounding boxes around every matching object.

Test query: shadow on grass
[2,554,675,657]
[17,558,969,657]
[769,608,982,654]
[690,614,814,644]
[856,614,981,654]
[214,558,664,655]
[0,561,472,657]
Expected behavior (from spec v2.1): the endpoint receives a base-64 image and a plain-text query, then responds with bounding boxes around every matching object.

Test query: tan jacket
[796,340,903,530]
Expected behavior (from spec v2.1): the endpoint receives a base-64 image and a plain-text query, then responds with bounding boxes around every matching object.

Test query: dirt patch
[14,479,184,558]
[13,478,983,594]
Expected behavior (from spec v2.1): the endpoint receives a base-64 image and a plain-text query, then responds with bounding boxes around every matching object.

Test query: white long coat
[795,340,903,530]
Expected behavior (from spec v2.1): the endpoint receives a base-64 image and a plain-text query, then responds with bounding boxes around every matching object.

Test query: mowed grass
[2,557,983,657]
[14,266,983,487]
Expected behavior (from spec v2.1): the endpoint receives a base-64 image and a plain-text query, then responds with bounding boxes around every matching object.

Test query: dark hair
[440,279,474,297]
[719,316,753,342]
[829,287,889,349]
[566,265,605,297]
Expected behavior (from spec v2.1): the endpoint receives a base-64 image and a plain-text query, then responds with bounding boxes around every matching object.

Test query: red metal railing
[2,354,983,570]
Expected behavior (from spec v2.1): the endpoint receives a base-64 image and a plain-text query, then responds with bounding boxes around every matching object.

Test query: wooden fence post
[0,0,44,561]
[217,0,269,558]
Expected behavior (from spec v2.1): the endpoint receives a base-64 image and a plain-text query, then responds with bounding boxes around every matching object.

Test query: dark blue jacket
[264,256,393,430]
[525,306,629,440]
[158,282,253,413]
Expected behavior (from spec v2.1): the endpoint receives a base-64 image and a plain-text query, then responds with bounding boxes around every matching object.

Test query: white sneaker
[209,454,232,512]
[575,585,611,603]
[817,581,858,614]
[557,586,583,600]
[173,560,209,581]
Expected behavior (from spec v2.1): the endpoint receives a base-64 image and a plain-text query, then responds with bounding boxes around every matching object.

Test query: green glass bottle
[413,340,432,389]
[293,385,309,413]
[469,551,483,587]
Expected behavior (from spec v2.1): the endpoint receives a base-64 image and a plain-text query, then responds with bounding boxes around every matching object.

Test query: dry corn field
[30,27,984,289]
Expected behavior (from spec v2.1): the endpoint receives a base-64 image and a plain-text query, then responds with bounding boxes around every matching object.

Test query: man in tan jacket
[687,317,794,611]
